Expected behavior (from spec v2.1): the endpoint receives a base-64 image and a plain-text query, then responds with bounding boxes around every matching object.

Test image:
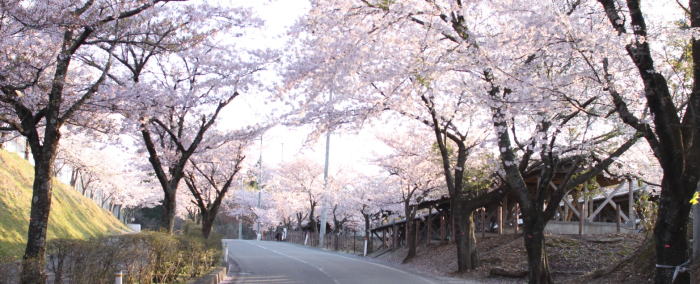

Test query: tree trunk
[309,203,317,234]
[163,187,177,233]
[404,202,417,262]
[24,139,30,160]
[364,213,373,254]
[202,213,215,239]
[69,168,78,188]
[20,158,54,284]
[454,200,478,272]
[653,176,692,284]
[297,213,304,230]
[523,215,553,284]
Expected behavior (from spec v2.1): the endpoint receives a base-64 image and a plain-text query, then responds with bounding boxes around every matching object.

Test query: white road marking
[301,245,437,284]
[245,241,341,284]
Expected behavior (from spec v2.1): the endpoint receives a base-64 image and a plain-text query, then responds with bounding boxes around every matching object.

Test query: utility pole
[319,92,332,248]
[238,176,244,240]
[256,135,263,240]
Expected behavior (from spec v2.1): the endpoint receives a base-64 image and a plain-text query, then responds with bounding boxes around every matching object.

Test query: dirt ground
[375,232,649,283]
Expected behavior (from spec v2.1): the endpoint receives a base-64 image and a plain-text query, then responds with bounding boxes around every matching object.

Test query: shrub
[47,231,221,283]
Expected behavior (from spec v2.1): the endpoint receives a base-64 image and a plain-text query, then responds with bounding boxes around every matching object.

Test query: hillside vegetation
[0,149,128,260]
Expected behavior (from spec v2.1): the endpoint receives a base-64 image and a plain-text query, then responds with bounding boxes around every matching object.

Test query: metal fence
[264,230,383,256]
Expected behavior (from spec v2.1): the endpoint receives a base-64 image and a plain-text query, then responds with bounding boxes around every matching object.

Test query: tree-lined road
[222,240,458,284]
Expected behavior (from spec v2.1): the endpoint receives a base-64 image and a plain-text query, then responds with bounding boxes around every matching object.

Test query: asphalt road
[222,240,448,284]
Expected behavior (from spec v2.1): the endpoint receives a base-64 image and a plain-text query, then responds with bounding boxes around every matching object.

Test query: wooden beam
[588,183,624,221]
[564,198,581,218]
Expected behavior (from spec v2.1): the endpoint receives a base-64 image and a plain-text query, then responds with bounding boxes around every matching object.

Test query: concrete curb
[187,266,228,284]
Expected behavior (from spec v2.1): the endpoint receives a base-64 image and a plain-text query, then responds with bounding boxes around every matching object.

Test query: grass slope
[0,149,128,260]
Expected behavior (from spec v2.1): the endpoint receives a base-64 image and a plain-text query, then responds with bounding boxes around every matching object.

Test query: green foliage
[0,149,128,260]
[581,179,602,199]
[414,74,432,88]
[430,141,454,161]
[461,163,495,193]
[373,0,395,11]
[46,231,222,284]
[130,204,166,231]
[668,20,693,96]
[636,191,657,232]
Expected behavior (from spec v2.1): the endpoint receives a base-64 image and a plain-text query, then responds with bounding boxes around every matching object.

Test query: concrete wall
[544,221,639,235]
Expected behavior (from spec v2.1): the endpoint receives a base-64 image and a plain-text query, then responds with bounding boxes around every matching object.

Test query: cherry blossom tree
[183,140,246,238]
[576,2,700,282]
[290,2,648,282]
[274,157,326,233]
[123,40,273,232]
[376,132,443,261]
[326,171,362,233]
[0,1,198,281]
[91,1,274,233]
[347,175,395,254]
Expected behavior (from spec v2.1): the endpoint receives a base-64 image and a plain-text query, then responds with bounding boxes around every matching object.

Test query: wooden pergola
[369,161,648,250]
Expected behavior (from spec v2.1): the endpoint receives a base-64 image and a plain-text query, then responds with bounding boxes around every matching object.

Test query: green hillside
[0,149,129,260]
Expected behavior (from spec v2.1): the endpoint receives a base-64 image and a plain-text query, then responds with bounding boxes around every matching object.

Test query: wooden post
[427,207,432,246]
[382,229,386,249]
[392,224,397,249]
[616,204,622,233]
[628,178,636,229]
[440,214,446,242]
[588,187,594,219]
[497,204,503,235]
[353,231,356,254]
[481,208,486,238]
[579,198,586,235]
[563,198,570,221]
[514,205,520,234]
[503,197,508,233]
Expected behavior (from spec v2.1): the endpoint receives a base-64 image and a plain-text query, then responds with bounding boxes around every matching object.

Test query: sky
[0,0,393,188]
[217,0,392,178]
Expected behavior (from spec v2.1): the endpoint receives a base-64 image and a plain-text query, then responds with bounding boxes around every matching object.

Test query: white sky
[217,0,392,178]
